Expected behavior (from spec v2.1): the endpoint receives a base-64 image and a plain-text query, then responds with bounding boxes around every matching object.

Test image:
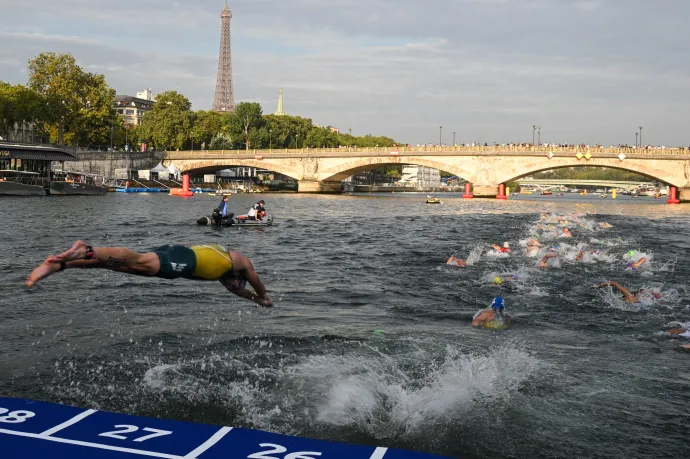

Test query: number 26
[99,425,172,442]
[248,443,322,459]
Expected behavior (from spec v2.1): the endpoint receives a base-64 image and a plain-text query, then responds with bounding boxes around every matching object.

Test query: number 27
[99,425,172,442]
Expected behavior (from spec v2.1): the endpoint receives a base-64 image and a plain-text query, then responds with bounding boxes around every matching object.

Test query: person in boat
[472,297,512,329]
[591,281,662,303]
[25,240,273,307]
[446,256,467,267]
[491,242,511,253]
[217,195,234,226]
[247,200,266,221]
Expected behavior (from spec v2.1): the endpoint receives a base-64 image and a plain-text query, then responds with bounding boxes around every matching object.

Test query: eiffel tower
[212,1,236,112]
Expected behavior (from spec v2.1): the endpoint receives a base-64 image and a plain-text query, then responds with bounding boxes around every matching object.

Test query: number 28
[248,443,322,459]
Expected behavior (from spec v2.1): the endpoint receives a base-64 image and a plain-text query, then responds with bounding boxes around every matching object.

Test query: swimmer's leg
[27,241,160,287]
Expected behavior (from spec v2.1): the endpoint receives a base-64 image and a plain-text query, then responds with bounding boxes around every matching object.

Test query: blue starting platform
[0,397,449,459]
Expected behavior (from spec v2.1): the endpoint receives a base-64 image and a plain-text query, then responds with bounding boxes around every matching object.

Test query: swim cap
[503,242,510,248]
[627,250,635,257]
[493,276,503,285]
[491,297,505,310]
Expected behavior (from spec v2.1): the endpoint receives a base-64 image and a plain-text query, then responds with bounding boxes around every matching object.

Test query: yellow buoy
[612,189,617,199]
[505,186,510,197]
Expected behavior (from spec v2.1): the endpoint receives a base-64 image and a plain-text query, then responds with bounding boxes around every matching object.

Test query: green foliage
[140,91,193,150]
[28,52,116,145]
[192,110,223,149]
[209,133,234,150]
[533,166,649,182]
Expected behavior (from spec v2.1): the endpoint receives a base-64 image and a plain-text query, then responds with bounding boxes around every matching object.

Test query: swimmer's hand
[254,294,272,307]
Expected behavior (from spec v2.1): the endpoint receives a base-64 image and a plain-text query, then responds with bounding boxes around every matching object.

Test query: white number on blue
[0,408,36,424]
[99,425,172,442]
[248,443,322,459]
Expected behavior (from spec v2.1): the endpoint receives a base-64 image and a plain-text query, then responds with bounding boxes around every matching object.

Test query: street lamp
[532,125,537,146]
[537,126,541,145]
[635,132,639,148]
[269,129,272,150]
[191,131,195,152]
[349,128,352,135]
[639,126,643,148]
[439,126,442,146]
[453,131,456,146]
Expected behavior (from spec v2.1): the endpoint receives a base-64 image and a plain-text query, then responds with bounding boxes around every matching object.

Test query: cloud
[0,0,689,145]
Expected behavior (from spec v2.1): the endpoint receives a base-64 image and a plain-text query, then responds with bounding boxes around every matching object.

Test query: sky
[1,0,689,146]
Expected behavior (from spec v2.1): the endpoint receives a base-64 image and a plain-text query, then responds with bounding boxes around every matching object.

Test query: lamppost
[532,125,537,146]
[191,131,195,152]
[349,128,352,135]
[635,132,639,148]
[269,129,272,150]
[639,126,643,148]
[110,125,114,149]
[453,131,456,146]
[537,126,541,145]
[439,126,442,146]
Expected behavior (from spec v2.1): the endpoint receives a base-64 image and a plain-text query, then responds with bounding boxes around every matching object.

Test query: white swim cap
[503,242,510,248]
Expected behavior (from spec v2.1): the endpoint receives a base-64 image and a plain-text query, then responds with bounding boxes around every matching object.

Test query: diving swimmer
[472,297,513,329]
[446,256,467,267]
[26,240,273,307]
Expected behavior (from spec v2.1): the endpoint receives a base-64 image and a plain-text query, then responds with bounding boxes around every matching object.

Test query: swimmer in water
[591,281,662,303]
[539,252,559,268]
[577,248,604,261]
[561,228,572,238]
[472,296,512,329]
[491,242,511,253]
[667,328,690,350]
[526,238,542,257]
[26,240,273,307]
[600,222,613,228]
[625,251,647,271]
[446,256,467,267]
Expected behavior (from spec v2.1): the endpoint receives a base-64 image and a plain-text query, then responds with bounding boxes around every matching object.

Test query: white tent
[150,162,168,173]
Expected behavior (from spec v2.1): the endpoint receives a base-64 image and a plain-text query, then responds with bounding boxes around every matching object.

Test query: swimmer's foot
[26,259,64,288]
[47,240,91,263]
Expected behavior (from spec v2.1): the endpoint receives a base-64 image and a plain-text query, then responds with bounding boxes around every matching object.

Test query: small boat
[0,170,47,196]
[426,195,442,204]
[50,171,106,195]
[197,215,273,227]
[541,191,552,196]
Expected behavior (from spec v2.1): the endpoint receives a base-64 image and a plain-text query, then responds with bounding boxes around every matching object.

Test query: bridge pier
[298,180,342,193]
[471,185,499,198]
[677,187,690,203]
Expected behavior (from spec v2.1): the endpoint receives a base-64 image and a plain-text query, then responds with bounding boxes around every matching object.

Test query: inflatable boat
[197,214,274,227]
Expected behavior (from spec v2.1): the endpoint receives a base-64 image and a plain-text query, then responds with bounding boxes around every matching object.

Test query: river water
[1,192,689,458]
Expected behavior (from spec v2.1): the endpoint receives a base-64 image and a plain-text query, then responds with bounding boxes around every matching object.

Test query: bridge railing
[162,145,690,158]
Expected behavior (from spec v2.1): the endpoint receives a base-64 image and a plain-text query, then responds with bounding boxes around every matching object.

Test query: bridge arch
[165,159,303,181]
[318,156,474,182]
[497,158,682,187]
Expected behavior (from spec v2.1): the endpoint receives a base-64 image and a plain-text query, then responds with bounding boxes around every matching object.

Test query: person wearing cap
[491,242,511,253]
[625,251,647,271]
[247,200,266,221]
[561,228,572,238]
[472,297,513,329]
[526,238,541,257]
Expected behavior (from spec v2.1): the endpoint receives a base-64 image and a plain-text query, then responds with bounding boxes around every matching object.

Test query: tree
[226,102,265,150]
[192,110,223,149]
[28,52,116,145]
[140,91,193,150]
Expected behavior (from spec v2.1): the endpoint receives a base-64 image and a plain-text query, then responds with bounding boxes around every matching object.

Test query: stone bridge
[162,146,690,200]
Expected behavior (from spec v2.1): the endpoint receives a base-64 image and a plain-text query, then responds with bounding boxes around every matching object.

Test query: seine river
[1,192,689,458]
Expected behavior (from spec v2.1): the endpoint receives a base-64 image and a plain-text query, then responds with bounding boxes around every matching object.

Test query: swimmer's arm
[593,281,637,303]
[668,328,688,335]
[226,251,272,306]
[633,257,647,268]
[471,311,489,327]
